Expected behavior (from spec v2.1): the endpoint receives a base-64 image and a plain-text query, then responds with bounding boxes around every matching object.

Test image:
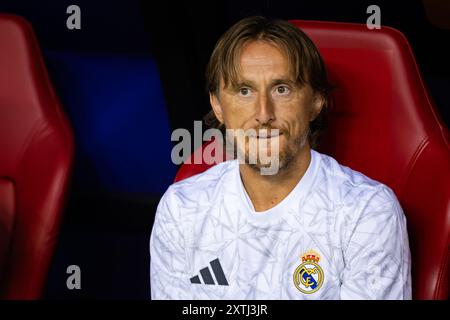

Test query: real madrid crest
[293,250,324,294]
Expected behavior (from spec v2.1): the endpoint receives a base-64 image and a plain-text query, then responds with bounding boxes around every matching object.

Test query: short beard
[229,128,309,175]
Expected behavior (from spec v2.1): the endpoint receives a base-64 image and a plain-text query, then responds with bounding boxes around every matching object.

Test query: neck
[239,145,312,212]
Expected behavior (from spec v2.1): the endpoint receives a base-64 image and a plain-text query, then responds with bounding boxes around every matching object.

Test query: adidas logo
[190,258,229,286]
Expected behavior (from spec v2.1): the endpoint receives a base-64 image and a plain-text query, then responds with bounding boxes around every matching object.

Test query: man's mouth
[252,131,282,139]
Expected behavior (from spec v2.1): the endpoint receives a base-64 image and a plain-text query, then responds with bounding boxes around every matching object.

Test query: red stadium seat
[0,14,74,299]
[174,20,450,300]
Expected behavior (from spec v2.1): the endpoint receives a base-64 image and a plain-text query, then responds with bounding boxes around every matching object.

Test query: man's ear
[209,92,224,124]
[310,93,325,121]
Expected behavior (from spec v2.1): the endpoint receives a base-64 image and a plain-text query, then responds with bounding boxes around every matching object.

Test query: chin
[243,149,291,173]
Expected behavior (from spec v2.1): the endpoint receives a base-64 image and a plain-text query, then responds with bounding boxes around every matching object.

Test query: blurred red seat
[0,14,74,299]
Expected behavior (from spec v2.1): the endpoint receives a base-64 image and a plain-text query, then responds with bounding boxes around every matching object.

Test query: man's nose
[255,93,275,125]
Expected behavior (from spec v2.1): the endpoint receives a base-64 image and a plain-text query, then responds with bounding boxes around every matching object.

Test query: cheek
[223,104,255,129]
[223,111,243,130]
[278,104,310,135]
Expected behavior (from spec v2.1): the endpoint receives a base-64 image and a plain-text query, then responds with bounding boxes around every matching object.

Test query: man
[150,16,411,299]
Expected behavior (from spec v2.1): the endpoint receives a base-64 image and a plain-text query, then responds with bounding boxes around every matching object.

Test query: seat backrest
[174,20,450,300]
[0,14,74,299]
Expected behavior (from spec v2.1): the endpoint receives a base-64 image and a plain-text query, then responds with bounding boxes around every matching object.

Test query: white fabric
[150,149,412,300]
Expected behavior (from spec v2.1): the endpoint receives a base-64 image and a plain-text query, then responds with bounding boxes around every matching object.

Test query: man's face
[210,40,324,173]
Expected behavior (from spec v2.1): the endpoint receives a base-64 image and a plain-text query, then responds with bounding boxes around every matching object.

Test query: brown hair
[204,16,332,147]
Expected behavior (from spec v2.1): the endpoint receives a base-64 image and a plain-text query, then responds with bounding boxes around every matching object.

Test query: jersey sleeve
[340,186,412,300]
[150,186,193,299]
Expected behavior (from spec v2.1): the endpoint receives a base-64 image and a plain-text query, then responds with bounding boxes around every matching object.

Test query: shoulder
[152,160,237,241]
[312,150,405,229]
[312,151,407,247]
[159,159,237,213]
[313,150,399,205]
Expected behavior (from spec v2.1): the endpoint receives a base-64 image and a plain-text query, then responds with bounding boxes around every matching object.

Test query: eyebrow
[229,77,297,91]
[271,78,297,87]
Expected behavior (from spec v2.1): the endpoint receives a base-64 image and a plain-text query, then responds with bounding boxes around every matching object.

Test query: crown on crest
[301,250,321,263]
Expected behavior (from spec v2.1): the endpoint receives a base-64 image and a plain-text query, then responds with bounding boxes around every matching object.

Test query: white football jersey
[150,149,412,300]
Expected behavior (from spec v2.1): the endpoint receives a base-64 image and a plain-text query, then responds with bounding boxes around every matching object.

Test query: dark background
[0,0,448,299]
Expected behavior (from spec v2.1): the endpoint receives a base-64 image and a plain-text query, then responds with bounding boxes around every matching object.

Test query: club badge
[293,250,324,294]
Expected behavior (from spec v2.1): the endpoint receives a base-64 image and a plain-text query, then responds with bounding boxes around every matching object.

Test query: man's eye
[276,86,290,95]
[239,87,251,96]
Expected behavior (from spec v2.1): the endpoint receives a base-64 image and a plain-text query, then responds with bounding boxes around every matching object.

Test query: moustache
[247,127,284,139]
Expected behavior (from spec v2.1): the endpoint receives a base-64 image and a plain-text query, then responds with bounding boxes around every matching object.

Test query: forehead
[239,40,290,74]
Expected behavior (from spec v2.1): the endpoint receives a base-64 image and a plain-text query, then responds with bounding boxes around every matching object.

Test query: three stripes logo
[190,258,229,286]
